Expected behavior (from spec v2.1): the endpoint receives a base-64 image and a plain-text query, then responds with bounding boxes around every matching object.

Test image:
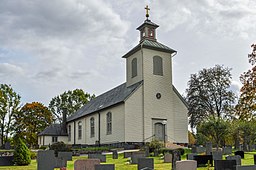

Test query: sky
[0,0,256,106]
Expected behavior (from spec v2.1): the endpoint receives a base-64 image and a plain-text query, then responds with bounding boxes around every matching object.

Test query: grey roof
[67,81,143,122]
[137,19,159,30]
[38,124,68,136]
[122,39,176,58]
[173,86,189,108]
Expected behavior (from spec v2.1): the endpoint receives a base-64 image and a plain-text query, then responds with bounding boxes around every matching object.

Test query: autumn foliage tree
[49,89,95,123]
[236,44,256,120]
[14,102,53,148]
[186,65,236,130]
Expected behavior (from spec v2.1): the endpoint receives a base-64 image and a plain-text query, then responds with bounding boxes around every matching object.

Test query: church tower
[122,6,187,144]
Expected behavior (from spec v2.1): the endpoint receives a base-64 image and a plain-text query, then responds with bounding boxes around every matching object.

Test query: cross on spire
[145,5,150,20]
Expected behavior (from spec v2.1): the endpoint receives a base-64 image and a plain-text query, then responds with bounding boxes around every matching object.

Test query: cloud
[0,63,24,77]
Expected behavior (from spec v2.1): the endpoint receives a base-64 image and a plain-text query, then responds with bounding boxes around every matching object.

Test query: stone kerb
[74,159,100,170]
[236,165,256,170]
[176,160,197,170]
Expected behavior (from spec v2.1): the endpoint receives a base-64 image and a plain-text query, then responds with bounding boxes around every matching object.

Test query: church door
[154,123,164,141]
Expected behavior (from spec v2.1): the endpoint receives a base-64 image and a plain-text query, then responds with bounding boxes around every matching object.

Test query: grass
[0,152,255,170]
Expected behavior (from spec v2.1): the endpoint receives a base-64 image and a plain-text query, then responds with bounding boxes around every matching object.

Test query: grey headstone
[88,154,106,162]
[95,164,115,170]
[124,152,132,158]
[131,151,146,164]
[206,142,212,155]
[55,157,67,168]
[214,160,236,170]
[0,156,14,166]
[58,152,72,161]
[236,165,256,170]
[187,153,197,160]
[172,150,181,170]
[37,150,55,170]
[176,160,197,170]
[164,153,172,163]
[74,159,100,170]
[112,150,118,159]
[191,146,196,153]
[4,142,11,150]
[195,146,206,153]
[223,146,232,155]
[212,151,223,160]
[137,158,154,170]
[226,155,241,165]
[145,146,150,157]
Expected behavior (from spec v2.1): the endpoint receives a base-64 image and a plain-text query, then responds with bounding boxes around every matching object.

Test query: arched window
[132,58,137,78]
[68,125,71,141]
[153,56,163,76]
[106,112,112,135]
[90,117,95,138]
[78,121,82,140]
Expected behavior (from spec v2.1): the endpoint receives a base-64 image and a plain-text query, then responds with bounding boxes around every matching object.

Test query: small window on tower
[149,29,154,37]
[132,58,137,78]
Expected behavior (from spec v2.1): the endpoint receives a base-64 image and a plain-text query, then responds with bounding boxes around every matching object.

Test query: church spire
[137,5,159,42]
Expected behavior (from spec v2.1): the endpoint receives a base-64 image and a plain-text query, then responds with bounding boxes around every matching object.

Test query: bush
[39,146,47,150]
[49,142,71,157]
[30,151,37,159]
[13,138,31,165]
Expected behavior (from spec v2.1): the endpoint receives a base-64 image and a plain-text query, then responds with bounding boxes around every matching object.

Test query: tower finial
[145,5,150,20]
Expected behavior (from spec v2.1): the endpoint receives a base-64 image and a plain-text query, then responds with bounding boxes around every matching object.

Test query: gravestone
[4,142,11,150]
[131,151,146,164]
[112,150,118,159]
[124,152,132,158]
[206,142,212,155]
[145,146,150,157]
[88,153,106,162]
[197,146,206,153]
[226,155,241,165]
[235,151,244,159]
[164,153,172,163]
[74,159,100,170]
[37,150,56,170]
[55,157,67,168]
[254,154,256,165]
[194,155,213,167]
[176,160,197,170]
[0,156,14,166]
[95,164,115,170]
[212,151,223,160]
[172,150,181,170]
[58,152,72,161]
[187,153,197,160]
[191,146,197,153]
[137,158,154,170]
[214,160,236,170]
[222,146,232,155]
[236,165,256,170]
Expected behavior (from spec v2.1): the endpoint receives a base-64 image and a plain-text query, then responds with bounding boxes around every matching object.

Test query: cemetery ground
[0,151,256,170]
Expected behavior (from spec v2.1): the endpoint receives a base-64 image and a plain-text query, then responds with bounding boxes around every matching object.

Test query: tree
[197,117,230,149]
[0,84,21,146]
[14,102,53,148]
[236,44,256,120]
[186,65,236,129]
[13,138,31,165]
[49,89,95,123]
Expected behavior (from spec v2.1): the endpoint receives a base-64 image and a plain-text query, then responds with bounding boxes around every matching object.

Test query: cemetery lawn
[0,152,255,170]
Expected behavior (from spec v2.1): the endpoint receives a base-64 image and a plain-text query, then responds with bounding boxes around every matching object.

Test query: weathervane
[145,5,150,20]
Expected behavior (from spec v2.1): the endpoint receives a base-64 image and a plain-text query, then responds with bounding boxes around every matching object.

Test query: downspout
[98,112,101,146]
[74,121,76,145]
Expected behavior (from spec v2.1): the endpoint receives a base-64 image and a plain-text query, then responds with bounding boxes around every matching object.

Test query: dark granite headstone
[0,156,14,166]
[95,164,115,170]
[226,155,241,165]
[235,151,244,159]
[172,150,181,170]
[236,165,256,170]
[131,151,146,164]
[37,150,56,170]
[112,150,118,159]
[4,142,11,150]
[74,159,100,170]
[206,142,212,155]
[214,160,236,170]
[254,154,256,165]
[88,154,106,162]
[124,152,132,158]
[164,153,172,163]
[137,158,154,170]
[193,155,213,167]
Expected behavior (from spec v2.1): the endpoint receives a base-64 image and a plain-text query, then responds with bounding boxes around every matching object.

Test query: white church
[38,7,188,147]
